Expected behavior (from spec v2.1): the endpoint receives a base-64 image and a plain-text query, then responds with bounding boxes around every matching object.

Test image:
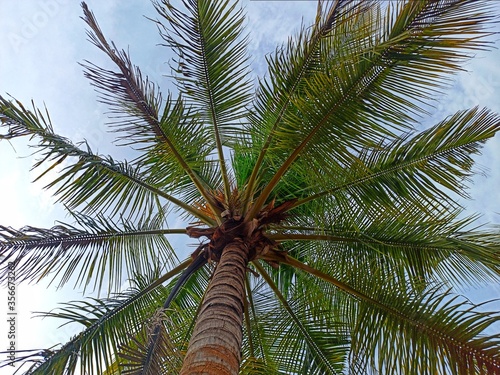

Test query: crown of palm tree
[1,1,500,374]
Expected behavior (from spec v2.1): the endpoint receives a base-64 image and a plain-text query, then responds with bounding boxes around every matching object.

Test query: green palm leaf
[0,211,181,290]
[118,260,213,375]
[137,95,222,209]
[276,198,500,289]
[21,261,210,375]
[255,262,350,374]
[242,0,360,204]
[0,96,212,222]
[16,267,173,375]
[283,255,500,374]
[80,3,163,146]
[81,3,222,218]
[245,0,497,215]
[118,308,185,375]
[350,285,500,375]
[153,0,252,198]
[295,107,500,212]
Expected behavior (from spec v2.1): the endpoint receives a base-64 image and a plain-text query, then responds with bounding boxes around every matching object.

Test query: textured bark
[180,240,249,375]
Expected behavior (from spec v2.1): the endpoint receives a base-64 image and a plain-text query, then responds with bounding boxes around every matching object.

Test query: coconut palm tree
[1,0,500,374]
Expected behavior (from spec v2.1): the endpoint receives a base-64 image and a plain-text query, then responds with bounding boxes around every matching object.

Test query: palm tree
[1,0,500,374]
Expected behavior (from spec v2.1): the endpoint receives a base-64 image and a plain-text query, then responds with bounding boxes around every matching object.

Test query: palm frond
[118,260,213,375]
[255,261,350,375]
[153,0,252,199]
[131,252,207,374]
[81,3,222,219]
[295,107,500,212]
[81,2,162,146]
[240,274,279,374]
[118,308,184,375]
[242,0,360,206]
[284,255,500,375]
[0,95,213,222]
[351,285,500,375]
[0,211,181,291]
[239,356,275,375]
[246,0,497,216]
[16,266,172,375]
[18,260,208,375]
[136,95,223,210]
[274,198,500,290]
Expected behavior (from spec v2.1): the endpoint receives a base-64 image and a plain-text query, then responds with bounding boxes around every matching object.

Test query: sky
[0,1,499,374]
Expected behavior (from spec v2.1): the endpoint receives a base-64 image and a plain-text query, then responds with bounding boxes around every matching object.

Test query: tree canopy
[1,1,500,374]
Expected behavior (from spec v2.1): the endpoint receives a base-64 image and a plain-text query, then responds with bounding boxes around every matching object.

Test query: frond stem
[245,273,267,364]
[253,260,339,374]
[197,16,232,203]
[279,254,500,370]
[29,258,192,373]
[243,281,255,358]
[291,137,489,210]
[243,2,347,212]
[88,155,216,225]
[82,3,221,223]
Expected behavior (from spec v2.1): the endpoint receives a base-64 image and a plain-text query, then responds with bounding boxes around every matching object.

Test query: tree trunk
[180,240,249,375]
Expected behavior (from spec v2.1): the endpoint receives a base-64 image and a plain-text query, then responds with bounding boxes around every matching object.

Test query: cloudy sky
[0,1,499,373]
